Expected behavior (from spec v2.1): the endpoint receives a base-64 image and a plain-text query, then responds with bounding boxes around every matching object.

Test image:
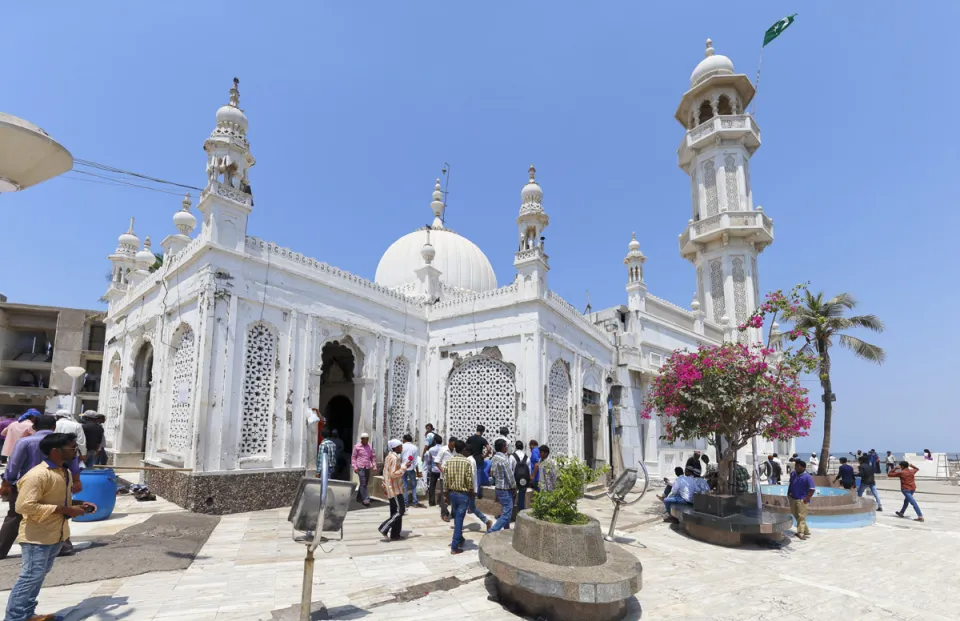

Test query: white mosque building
[98,41,787,513]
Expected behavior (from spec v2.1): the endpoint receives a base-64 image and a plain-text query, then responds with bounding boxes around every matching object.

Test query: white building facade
[98,43,788,514]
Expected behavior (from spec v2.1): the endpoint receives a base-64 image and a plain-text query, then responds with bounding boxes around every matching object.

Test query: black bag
[514,454,530,487]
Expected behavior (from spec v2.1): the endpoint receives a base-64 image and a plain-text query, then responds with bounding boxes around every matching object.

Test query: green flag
[763,14,797,47]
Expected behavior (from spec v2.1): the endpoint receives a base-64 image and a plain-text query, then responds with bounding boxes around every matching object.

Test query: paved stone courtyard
[1,478,958,620]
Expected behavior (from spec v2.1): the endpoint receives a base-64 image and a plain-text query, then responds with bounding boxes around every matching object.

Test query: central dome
[375,228,497,293]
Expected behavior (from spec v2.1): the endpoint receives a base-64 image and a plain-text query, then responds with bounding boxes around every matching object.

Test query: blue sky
[2,3,957,453]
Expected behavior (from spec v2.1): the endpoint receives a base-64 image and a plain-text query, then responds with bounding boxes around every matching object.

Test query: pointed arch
[446,356,516,443]
[547,359,571,456]
[389,355,410,440]
[239,321,279,458]
[105,352,123,445]
[167,323,196,455]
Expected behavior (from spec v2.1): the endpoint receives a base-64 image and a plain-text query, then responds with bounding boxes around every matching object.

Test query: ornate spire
[519,164,543,214]
[421,229,436,265]
[429,178,445,229]
[229,77,240,107]
[174,192,197,236]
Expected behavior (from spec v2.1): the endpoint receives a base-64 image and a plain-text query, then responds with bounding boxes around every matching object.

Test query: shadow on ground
[59,595,133,620]
[0,513,220,589]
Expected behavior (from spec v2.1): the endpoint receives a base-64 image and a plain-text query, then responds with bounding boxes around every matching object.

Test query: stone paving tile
[2,483,958,620]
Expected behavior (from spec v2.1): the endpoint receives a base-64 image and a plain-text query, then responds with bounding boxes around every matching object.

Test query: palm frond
[838,335,886,364]
[825,293,857,312]
[847,314,885,333]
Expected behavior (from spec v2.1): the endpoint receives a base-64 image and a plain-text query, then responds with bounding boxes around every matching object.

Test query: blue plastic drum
[73,468,118,522]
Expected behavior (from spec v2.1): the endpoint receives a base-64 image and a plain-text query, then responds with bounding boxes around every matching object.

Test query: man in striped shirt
[488,439,516,532]
[378,439,410,541]
[443,441,475,555]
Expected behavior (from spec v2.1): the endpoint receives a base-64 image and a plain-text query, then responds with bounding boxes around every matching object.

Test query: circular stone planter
[479,511,642,621]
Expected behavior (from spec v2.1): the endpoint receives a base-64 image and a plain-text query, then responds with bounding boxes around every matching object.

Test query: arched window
[239,322,278,458]
[389,356,410,440]
[447,357,515,444]
[717,94,733,116]
[547,361,571,456]
[698,100,714,124]
[168,325,196,455]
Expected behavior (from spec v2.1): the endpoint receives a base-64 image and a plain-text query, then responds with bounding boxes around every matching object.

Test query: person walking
[4,432,95,621]
[466,426,490,499]
[464,447,492,530]
[1,411,38,464]
[537,446,558,492]
[435,436,457,522]
[422,424,436,459]
[885,451,896,474]
[425,434,444,508]
[378,440,409,540]
[317,428,338,478]
[0,415,81,559]
[508,441,529,512]
[488,439,516,532]
[889,461,923,521]
[788,459,816,540]
[80,411,105,470]
[0,413,15,464]
[528,440,541,491]
[834,457,856,490]
[400,434,421,507]
[857,455,883,511]
[444,440,475,555]
[351,432,376,506]
[54,411,86,460]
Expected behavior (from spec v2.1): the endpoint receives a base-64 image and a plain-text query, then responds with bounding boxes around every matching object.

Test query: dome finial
[528,164,536,182]
[705,38,714,58]
[430,178,445,229]
[229,77,240,107]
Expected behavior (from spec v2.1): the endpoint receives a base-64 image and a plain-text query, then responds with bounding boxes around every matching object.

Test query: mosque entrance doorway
[318,341,356,480]
[131,342,154,454]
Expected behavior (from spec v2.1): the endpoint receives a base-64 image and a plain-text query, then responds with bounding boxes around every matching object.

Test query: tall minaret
[105,218,140,302]
[197,78,256,252]
[514,165,550,297]
[676,39,773,343]
[624,233,647,313]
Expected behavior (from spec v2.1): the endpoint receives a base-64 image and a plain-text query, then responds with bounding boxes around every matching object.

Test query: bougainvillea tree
[643,284,818,494]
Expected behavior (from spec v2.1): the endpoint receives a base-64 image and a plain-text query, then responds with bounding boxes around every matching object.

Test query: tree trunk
[818,348,832,476]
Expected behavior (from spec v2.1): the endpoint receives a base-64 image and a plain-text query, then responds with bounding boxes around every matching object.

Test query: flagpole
[750,44,764,118]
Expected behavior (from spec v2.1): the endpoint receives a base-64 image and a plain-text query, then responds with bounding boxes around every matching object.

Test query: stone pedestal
[479,511,642,621]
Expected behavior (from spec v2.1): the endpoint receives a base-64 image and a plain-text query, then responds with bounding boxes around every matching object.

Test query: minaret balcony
[679,211,773,259]
[678,115,761,167]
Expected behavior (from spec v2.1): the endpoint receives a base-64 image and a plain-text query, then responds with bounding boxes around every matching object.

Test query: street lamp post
[64,366,85,417]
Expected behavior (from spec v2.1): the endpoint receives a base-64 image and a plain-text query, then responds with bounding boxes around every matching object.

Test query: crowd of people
[318,423,560,555]
[0,408,107,621]
[656,447,927,539]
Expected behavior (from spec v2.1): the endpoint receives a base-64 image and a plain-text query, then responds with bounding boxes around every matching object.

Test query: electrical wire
[60,172,186,197]
[74,158,202,191]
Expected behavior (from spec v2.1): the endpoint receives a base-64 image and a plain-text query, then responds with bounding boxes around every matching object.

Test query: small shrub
[530,456,609,525]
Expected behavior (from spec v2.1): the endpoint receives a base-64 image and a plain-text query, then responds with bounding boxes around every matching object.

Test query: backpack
[514,454,530,487]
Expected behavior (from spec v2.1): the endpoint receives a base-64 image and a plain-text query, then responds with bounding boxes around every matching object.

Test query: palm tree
[786,292,885,476]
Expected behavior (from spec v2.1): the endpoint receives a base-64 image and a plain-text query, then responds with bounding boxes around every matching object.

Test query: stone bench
[669,496,793,547]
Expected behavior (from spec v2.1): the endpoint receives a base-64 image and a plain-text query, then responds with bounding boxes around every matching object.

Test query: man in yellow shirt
[4,433,95,621]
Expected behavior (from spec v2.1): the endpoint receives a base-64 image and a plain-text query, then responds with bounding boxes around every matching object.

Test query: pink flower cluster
[641,342,815,449]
